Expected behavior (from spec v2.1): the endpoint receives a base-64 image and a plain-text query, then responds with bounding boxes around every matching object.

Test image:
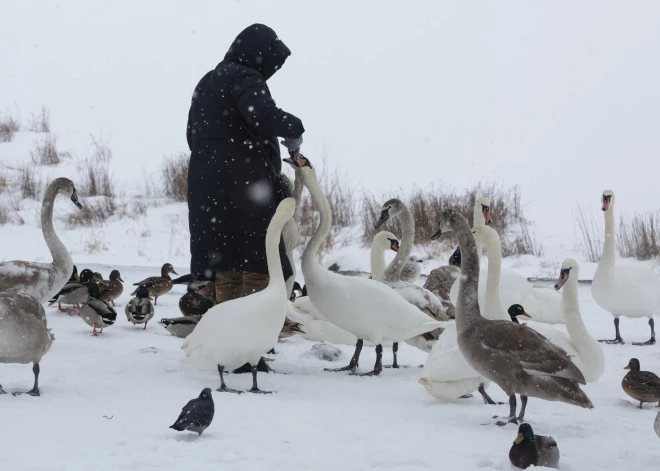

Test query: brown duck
[132,263,177,305]
[99,270,124,306]
[622,358,660,408]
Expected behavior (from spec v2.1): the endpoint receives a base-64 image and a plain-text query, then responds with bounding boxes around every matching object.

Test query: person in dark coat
[187,24,304,307]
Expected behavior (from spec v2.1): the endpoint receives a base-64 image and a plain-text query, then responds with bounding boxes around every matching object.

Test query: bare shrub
[29,106,50,133]
[0,112,20,142]
[131,198,147,217]
[617,212,660,261]
[90,134,112,162]
[0,199,8,225]
[162,153,189,202]
[83,231,108,254]
[361,182,539,255]
[295,165,356,250]
[77,158,114,197]
[0,170,9,193]
[30,134,60,165]
[18,165,41,199]
[573,206,602,263]
[65,197,117,228]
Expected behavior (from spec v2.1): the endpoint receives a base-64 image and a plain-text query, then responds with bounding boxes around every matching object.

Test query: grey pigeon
[169,388,215,436]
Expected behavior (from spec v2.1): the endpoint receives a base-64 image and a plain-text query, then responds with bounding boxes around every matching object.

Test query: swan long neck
[479,230,507,321]
[265,208,290,288]
[371,243,387,282]
[597,206,616,280]
[293,169,304,204]
[562,275,589,337]
[383,207,414,282]
[454,219,484,331]
[41,183,69,265]
[301,170,332,280]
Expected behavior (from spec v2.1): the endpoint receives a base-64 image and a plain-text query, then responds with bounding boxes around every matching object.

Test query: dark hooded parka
[187,24,304,281]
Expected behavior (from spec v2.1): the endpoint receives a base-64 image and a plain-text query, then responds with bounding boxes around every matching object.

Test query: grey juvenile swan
[431,209,593,423]
[0,293,55,396]
[0,178,82,303]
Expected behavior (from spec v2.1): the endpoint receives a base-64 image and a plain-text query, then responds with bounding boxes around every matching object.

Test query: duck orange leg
[58,303,67,313]
[111,300,116,307]
[92,323,99,336]
[143,321,148,330]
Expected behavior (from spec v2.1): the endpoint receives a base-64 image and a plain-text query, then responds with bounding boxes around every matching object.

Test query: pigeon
[169,388,215,436]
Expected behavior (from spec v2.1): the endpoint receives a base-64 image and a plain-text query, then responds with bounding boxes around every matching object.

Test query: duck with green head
[49,268,95,313]
[80,282,117,336]
[509,423,560,469]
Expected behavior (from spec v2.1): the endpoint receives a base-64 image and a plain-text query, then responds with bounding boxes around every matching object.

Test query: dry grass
[0,111,20,142]
[162,153,189,202]
[617,212,660,261]
[65,197,118,228]
[573,206,602,263]
[83,231,108,254]
[361,182,540,255]
[30,134,61,166]
[77,158,114,198]
[29,106,50,133]
[90,134,113,162]
[18,165,42,199]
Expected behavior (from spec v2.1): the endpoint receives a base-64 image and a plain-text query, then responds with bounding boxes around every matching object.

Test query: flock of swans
[1,157,660,455]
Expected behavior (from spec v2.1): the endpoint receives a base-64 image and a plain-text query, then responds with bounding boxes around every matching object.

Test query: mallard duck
[132,263,177,305]
[279,318,305,339]
[509,423,560,469]
[655,410,660,439]
[98,270,124,306]
[179,280,214,318]
[0,293,55,396]
[92,272,104,282]
[508,304,532,324]
[622,358,660,408]
[125,286,155,329]
[68,265,80,283]
[0,178,82,303]
[80,282,117,336]
[48,268,95,312]
[159,317,198,338]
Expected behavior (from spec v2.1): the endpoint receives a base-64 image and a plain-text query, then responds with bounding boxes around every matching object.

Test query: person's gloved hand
[281,136,303,158]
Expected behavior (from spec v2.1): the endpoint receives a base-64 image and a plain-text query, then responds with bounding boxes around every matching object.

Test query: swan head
[449,246,461,267]
[624,358,641,372]
[431,209,468,240]
[474,197,492,225]
[283,154,315,180]
[508,304,531,321]
[276,197,297,220]
[374,198,406,229]
[555,258,579,290]
[373,231,400,252]
[602,190,614,211]
[55,177,83,209]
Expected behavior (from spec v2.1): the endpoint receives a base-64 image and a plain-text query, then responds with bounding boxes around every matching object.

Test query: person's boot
[233,271,272,374]
[214,271,243,304]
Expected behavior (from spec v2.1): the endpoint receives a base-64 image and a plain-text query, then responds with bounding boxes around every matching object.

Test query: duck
[508,304,532,324]
[80,282,118,336]
[622,358,660,408]
[0,177,82,303]
[182,198,296,394]
[68,265,80,283]
[509,423,560,469]
[279,318,305,339]
[48,268,95,313]
[428,209,592,423]
[131,263,178,305]
[423,247,461,318]
[655,410,660,439]
[125,285,155,329]
[373,198,448,322]
[285,155,442,376]
[399,256,422,283]
[593,190,660,345]
[158,278,215,338]
[98,270,124,306]
[0,293,55,396]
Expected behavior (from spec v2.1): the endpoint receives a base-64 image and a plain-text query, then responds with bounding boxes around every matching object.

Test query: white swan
[288,155,442,375]
[420,226,602,402]
[286,231,398,348]
[182,198,295,393]
[592,190,660,345]
[0,178,82,303]
[373,198,448,321]
[282,167,303,297]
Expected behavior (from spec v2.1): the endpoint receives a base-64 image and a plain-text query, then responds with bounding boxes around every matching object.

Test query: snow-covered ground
[0,265,659,470]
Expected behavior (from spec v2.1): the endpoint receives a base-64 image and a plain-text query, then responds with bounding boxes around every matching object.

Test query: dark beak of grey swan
[71,187,83,209]
[374,208,390,229]
[430,227,443,240]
